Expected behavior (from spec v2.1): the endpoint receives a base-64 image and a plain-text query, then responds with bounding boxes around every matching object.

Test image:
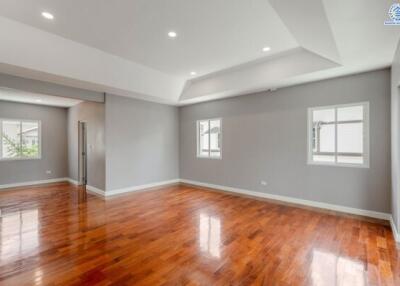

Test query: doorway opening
[78,121,87,186]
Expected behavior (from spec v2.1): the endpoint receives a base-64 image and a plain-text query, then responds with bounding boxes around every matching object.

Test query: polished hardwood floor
[0,182,398,285]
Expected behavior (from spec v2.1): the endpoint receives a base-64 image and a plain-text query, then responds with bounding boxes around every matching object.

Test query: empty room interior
[1,0,400,285]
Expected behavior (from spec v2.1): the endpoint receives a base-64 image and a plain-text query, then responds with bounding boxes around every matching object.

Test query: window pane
[198,120,209,157]
[312,108,335,162]
[337,123,363,153]
[313,108,335,122]
[21,122,39,158]
[337,105,363,121]
[309,103,368,167]
[2,120,21,159]
[209,119,221,158]
[337,122,363,164]
[319,124,335,152]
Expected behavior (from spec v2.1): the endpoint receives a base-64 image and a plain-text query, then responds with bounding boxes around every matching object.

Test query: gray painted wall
[68,101,105,190]
[0,100,68,185]
[105,94,179,191]
[391,41,400,230]
[180,69,391,213]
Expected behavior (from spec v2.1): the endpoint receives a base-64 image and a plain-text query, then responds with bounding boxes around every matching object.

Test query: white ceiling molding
[179,48,339,104]
[0,68,104,102]
[0,87,82,107]
[0,16,185,104]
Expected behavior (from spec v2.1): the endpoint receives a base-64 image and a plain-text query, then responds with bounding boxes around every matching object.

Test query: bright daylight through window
[0,119,41,160]
[308,102,369,167]
[197,119,221,158]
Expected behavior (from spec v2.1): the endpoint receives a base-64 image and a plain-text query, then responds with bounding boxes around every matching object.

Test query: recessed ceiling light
[190,71,197,76]
[262,46,271,52]
[168,31,177,38]
[41,11,54,20]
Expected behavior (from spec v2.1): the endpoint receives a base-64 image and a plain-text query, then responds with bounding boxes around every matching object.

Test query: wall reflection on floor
[199,213,221,258]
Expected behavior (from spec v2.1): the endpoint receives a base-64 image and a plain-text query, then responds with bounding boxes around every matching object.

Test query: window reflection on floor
[1,209,39,260]
[199,213,221,258]
[312,249,365,286]
[34,268,43,285]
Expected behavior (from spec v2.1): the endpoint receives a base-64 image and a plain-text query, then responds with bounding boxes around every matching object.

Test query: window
[0,119,41,160]
[307,102,369,167]
[197,118,221,158]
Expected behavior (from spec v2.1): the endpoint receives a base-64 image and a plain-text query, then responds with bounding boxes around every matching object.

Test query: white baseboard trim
[0,177,70,190]
[106,179,180,197]
[66,178,105,196]
[66,178,78,185]
[86,185,106,196]
[67,178,180,197]
[180,179,392,221]
[390,217,400,242]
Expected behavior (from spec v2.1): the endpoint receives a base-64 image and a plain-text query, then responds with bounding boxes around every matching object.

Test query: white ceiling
[0,0,298,78]
[0,87,82,107]
[0,0,399,105]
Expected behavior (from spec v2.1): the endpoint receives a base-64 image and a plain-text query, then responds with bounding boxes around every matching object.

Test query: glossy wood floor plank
[0,182,398,285]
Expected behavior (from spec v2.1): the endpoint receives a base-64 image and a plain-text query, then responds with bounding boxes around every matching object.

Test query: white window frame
[0,118,42,161]
[196,118,222,159]
[307,102,369,168]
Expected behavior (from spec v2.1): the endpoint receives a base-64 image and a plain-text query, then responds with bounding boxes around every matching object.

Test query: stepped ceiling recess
[0,0,399,105]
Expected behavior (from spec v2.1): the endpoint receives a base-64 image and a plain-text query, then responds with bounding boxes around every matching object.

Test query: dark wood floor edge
[178,182,391,226]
